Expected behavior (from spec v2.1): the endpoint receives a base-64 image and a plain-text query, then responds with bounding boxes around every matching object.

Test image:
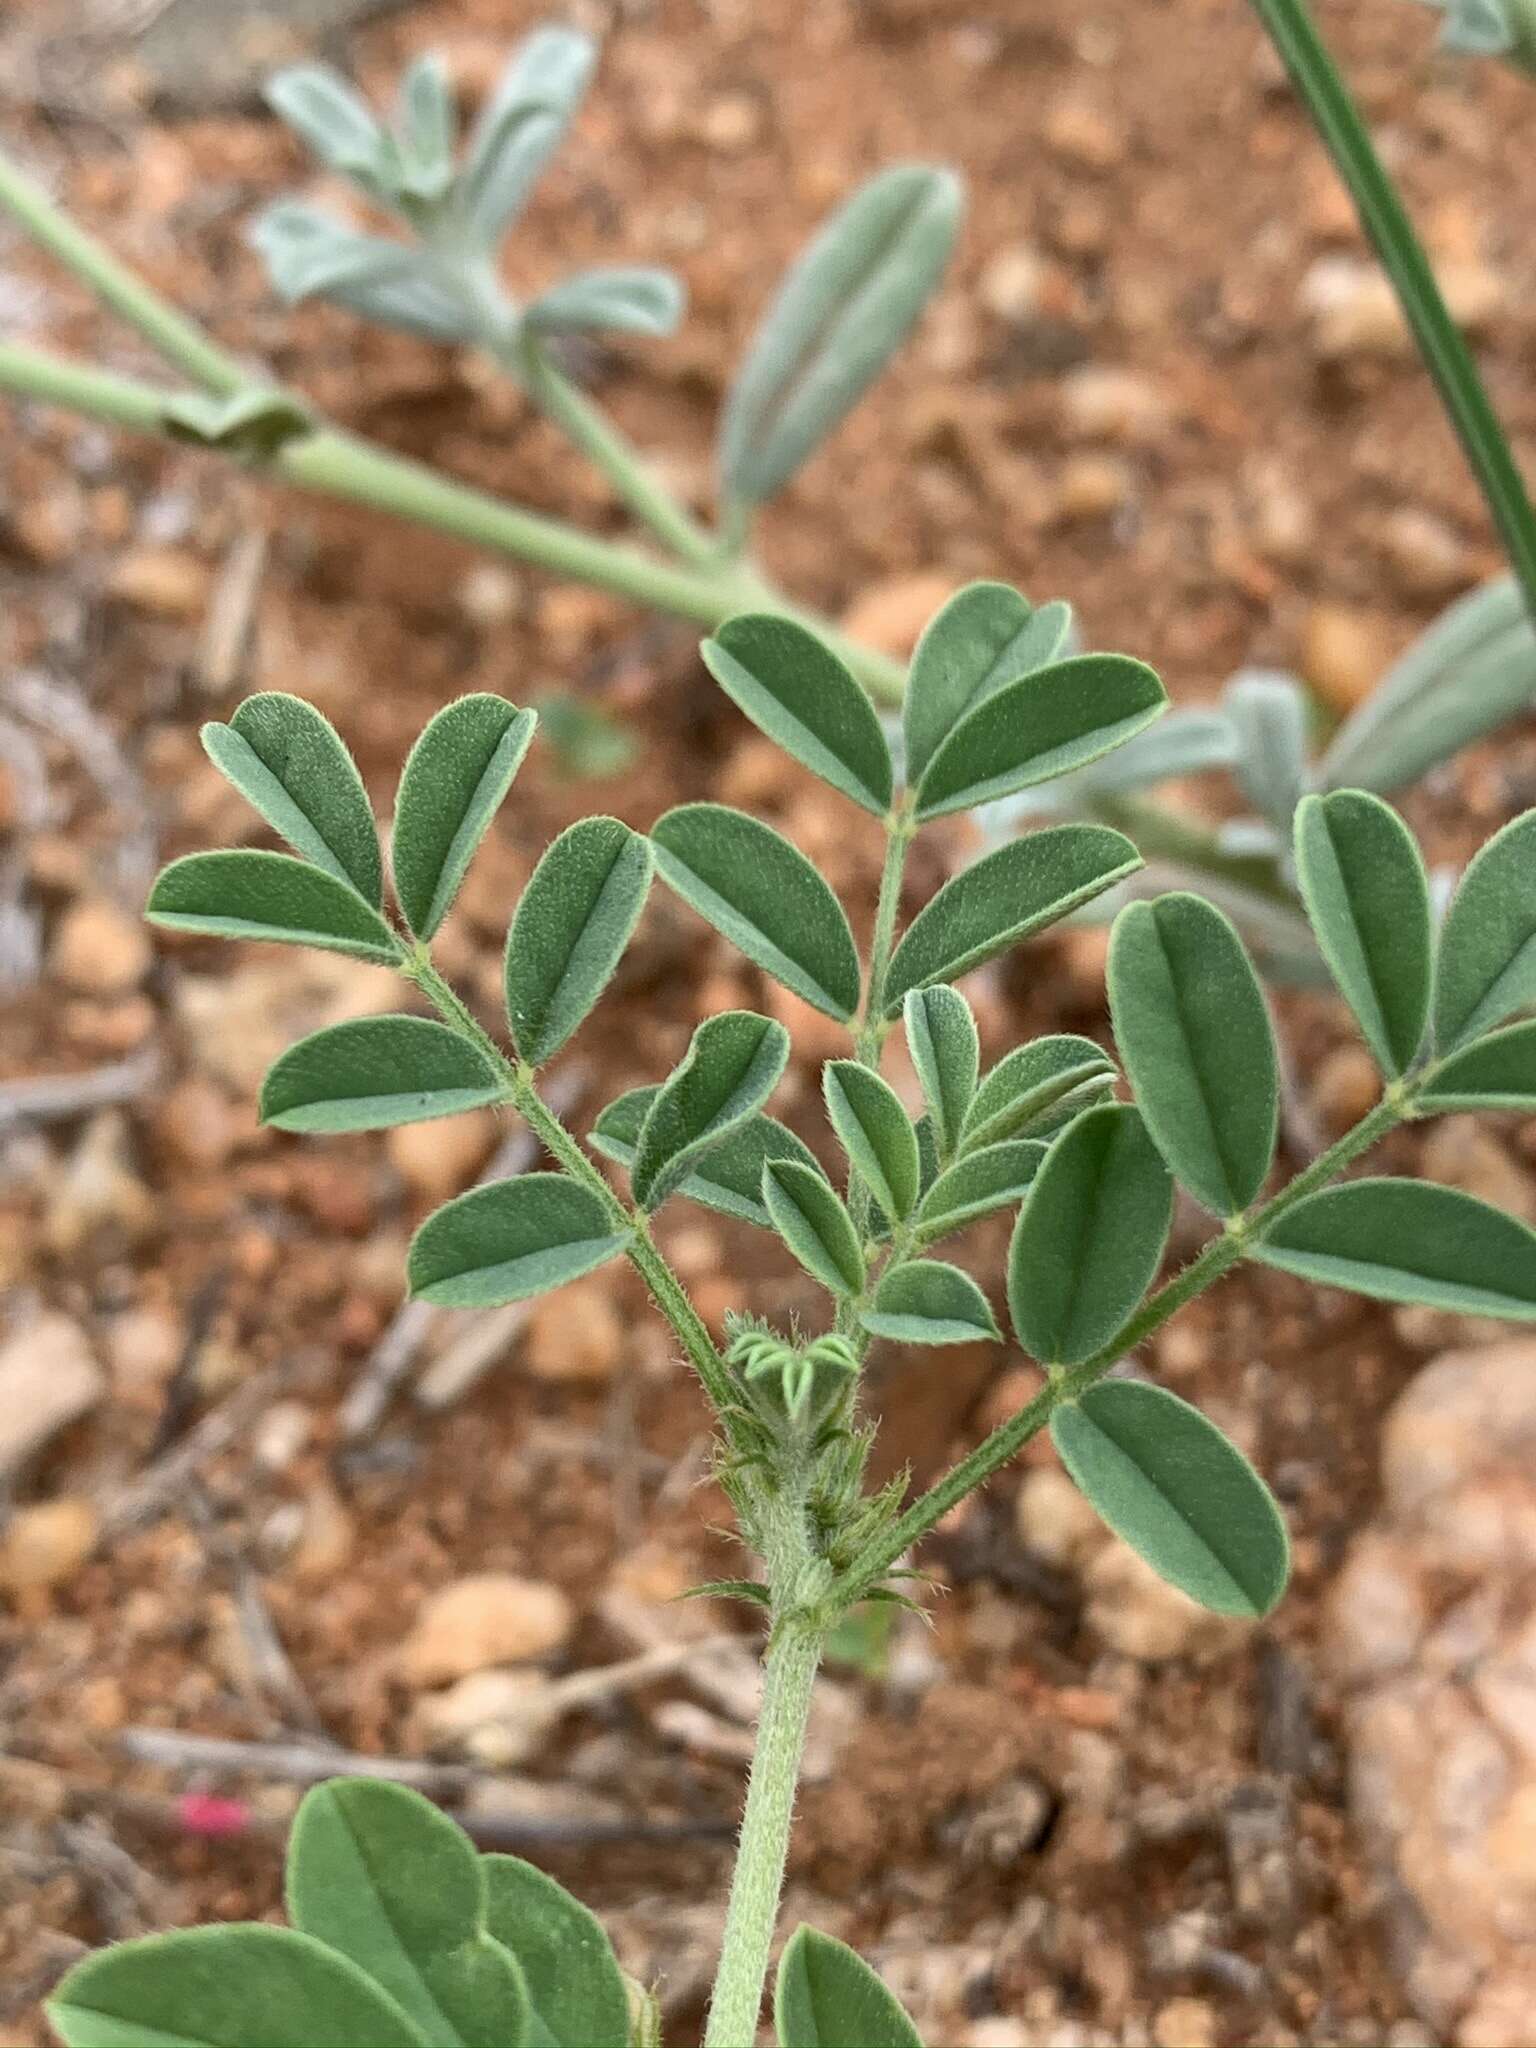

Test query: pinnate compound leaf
[147,850,400,962]
[1418,1018,1536,1110]
[590,1087,824,1230]
[1050,1381,1290,1618]
[393,697,537,940]
[203,694,380,901]
[721,165,962,505]
[761,1159,865,1297]
[883,827,1141,1015]
[47,1923,430,2048]
[481,1856,630,2048]
[1251,1178,1536,1318]
[651,804,861,1021]
[1294,792,1431,1077]
[904,582,1074,788]
[1108,893,1277,1216]
[408,1174,626,1308]
[916,1140,1046,1241]
[261,1016,503,1133]
[251,203,474,341]
[632,1011,790,1210]
[824,1060,920,1223]
[1433,810,1536,1051]
[914,655,1166,821]
[525,267,685,339]
[861,1259,1000,1346]
[702,615,893,816]
[286,1780,528,2048]
[903,986,979,1161]
[1008,1104,1171,1366]
[504,818,652,1065]
[960,1035,1116,1153]
[775,1926,923,2048]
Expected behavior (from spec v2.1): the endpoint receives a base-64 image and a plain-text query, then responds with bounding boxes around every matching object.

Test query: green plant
[46,588,1536,2046]
[6,15,1536,989]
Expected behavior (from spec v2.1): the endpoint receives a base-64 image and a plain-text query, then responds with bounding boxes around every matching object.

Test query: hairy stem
[1246,0,1536,619]
[830,1085,1410,1602]
[403,953,737,1420]
[705,1472,825,2048]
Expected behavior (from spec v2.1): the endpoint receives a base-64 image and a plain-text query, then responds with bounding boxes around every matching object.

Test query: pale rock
[176,954,399,1094]
[1059,364,1170,445]
[153,1076,241,1169]
[697,91,761,153]
[1302,257,1411,360]
[43,1110,153,1257]
[0,1314,105,1479]
[287,1483,355,1583]
[1301,604,1392,715]
[840,573,955,660]
[1015,1466,1109,1569]
[106,1303,184,1396]
[253,1399,314,1473]
[1383,507,1472,599]
[1053,454,1132,522]
[1152,1998,1218,2048]
[1310,1043,1380,1134]
[1083,1543,1240,1664]
[524,1278,623,1384]
[416,1667,554,1766]
[1043,100,1123,170]
[108,544,211,618]
[48,896,152,996]
[1328,1339,1536,2033]
[1420,1116,1536,1223]
[0,1497,99,1593]
[387,1109,497,1203]
[979,244,1046,325]
[399,1573,574,1687]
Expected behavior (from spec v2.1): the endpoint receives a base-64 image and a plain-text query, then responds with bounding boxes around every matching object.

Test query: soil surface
[3,0,1536,2042]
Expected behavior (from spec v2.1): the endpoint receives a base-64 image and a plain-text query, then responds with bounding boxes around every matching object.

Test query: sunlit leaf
[902,986,979,1162]
[651,803,861,1021]
[702,615,892,816]
[632,1011,790,1210]
[960,1035,1116,1153]
[408,1174,626,1308]
[1007,1104,1171,1365]
[860,1259,1000,1345]
[761,1159,864,1297]
[904,582,1074,789]
[883,827,1140,1015]
[392,697,537,941]
[1108,893,1277,1216]
[590,1086,824,1230]
[147,850,401,962]
[1418,1018,1536,1110]
[1252,1177,1536,1318]
[915,1140,1046,1241]
[481,1856,630,2048]
[504,818,653,1065]
[202,693,381,904]
[824,1060,920,1223]
[1051,1381,1290,1617]
[1294,790,1432,1077]
[775,1926,923,2048]
[261,1016,504,1132]
[1433,809,1536,1051]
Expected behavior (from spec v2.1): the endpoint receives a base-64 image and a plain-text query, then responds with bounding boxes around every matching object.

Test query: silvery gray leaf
[264,64,395,194]
[1320,575,1536,793]
[1225,669,1311,830]
[393,53,457,204]
[525,267,685,338]
[719,164,963,506]
[460,26,596,249]
[252,203,471,342]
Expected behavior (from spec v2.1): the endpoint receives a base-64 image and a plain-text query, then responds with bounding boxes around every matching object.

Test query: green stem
[0,147,246,395]
[831,1086,1409,1602]
[403,953,738,1421]
[1246,0,1536,618]
[514,334,721,567]
[705,1463,825,2048]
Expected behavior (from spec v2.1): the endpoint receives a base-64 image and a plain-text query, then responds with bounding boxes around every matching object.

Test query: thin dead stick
[412,1299,529,1413]
[113,1728,730,1844]
[98,1370,281,1537]
[0,1046,160,1129]
[341,1068,586,1439]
